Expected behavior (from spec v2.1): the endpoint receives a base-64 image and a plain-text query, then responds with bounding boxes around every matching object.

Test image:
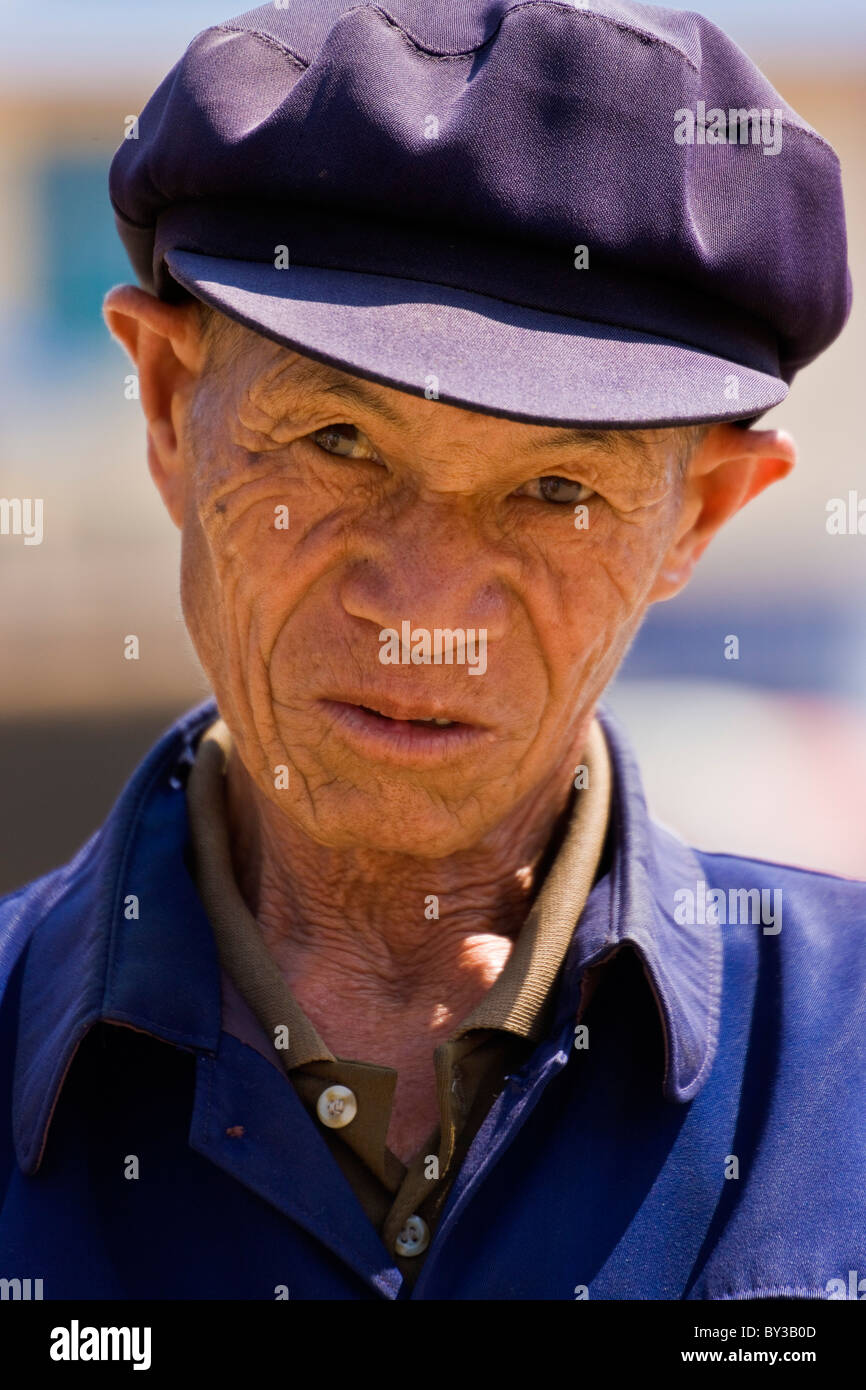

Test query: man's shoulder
[690,840,866,971]
[696,843,866,912]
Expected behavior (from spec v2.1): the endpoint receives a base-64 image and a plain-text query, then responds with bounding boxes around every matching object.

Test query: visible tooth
[433,717,453,726]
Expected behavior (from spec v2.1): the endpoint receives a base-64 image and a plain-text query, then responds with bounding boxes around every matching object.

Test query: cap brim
[166,250,786,429]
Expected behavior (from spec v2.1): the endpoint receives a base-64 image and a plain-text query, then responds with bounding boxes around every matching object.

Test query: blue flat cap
[109,0,851,428]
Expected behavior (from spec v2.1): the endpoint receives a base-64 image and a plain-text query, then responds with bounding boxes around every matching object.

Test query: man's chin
[282,780,502,859]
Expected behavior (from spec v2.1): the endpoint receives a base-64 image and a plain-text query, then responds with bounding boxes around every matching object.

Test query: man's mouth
[318,695,492,764]
[357,704,456,728]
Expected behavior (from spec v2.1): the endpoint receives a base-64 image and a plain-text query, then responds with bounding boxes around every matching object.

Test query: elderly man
[1,0,863,1304]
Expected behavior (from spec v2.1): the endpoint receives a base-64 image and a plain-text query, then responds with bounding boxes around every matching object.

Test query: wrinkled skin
[105,286,795,1158]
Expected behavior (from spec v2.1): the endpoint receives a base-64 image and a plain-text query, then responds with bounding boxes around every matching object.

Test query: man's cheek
[554,543,640,626]
[198,491,304,604]
[586,521,667,614]
[180,516,263,676]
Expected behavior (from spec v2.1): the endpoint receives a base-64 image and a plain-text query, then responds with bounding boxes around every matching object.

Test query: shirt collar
[10,697,720,1174]
[559,704,723,1103]
[11,698,223,1174]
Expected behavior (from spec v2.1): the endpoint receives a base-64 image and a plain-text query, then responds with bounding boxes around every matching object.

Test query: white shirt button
[395,1214,430,1258]
[315,1084,357,1129]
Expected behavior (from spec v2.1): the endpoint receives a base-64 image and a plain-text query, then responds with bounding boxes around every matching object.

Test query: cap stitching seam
[551,4,700,73]
[210,23,307,71]
[207,9,833,153]
[369,2,702,71]
[210,3,696,69]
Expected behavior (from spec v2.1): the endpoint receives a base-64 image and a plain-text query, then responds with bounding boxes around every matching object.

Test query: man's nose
[336,495,511,642]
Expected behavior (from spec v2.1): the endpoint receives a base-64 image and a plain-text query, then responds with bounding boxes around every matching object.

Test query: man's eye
[514,475,595,505]
[310,423,379,460]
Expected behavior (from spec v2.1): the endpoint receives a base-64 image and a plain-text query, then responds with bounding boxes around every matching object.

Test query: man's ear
[649,423,797,602]
[103,284,205,529]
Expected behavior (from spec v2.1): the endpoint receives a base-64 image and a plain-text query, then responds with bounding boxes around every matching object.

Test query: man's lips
[318,695,494,764]
[320,689,488,728]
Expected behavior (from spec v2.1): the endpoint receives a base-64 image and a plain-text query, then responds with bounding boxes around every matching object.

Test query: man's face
[178,325,686,857]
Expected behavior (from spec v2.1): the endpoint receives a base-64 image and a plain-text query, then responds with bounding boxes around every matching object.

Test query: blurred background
[0,0,864,894]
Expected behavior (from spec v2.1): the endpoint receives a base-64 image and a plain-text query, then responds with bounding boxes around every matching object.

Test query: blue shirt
[1,697,864,1300]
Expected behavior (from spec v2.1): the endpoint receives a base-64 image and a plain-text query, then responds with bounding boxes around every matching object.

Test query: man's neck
[222,743,579,1059]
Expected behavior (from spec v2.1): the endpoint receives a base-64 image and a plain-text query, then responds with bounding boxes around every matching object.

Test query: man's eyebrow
[302,372,408,428]
[525,427,653,464]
